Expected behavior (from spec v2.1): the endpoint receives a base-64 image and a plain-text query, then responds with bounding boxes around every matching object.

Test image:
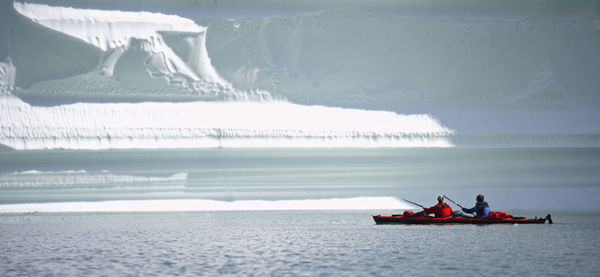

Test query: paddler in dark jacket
[460,194,490,218]
[420,195,453,217]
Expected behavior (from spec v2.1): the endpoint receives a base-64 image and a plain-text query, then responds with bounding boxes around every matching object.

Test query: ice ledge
[13,1,204,51]
[0,197,412,213]
[0,96,454,150]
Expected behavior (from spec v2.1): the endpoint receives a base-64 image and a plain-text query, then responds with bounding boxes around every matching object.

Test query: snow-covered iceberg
[7,2,270,102]
[1,0,598,149]
[0,1,455,149]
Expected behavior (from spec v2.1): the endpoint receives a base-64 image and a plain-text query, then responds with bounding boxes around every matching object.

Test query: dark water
[1,210,599,276]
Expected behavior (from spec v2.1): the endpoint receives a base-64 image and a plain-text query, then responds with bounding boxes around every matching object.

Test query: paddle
[442,195,462,208]
[444,195,476,215]
[402,198,424,209]
[390,199,425,216]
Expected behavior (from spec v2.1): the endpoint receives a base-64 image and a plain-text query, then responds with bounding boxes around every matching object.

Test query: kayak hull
[373,214,552,224]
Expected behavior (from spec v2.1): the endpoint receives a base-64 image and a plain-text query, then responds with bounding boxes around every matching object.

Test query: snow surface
[0,95,453,149]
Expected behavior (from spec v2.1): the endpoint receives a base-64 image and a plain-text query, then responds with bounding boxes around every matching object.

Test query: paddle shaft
[443,195,462,207]
[444,195,476,215]
[402,199,424,208]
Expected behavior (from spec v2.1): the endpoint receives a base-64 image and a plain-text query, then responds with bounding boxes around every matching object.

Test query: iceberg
[0,0,598,148]
[0,1,454,150]
[8,2,268,102]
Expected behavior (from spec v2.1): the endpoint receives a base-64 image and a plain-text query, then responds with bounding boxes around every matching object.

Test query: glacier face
[205,8,600,109]
[8,2,273,103]
[207,5,600,109]
[1,0,599,149]
[201,1,600,145]
[0,1,455,149]
[0,95,453,150]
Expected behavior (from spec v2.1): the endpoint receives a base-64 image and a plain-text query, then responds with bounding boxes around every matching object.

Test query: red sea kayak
[373,214,552,224]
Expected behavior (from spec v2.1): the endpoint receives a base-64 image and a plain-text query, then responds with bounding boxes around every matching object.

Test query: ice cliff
[0,1,455,149]
[0,95,453,149]
[1,0,599,149]
[5,2,272,102]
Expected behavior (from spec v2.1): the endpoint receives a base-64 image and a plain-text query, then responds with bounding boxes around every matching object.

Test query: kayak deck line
[373,214,552,224]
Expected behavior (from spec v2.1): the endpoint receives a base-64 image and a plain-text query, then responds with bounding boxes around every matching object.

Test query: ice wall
[0,2,102,90]
[12,2,226,85]
[4,2,271,102]
[0,1,459,150]
[0,95,453,149]
[205,6,600,110]
[8,0,598,109]
[201,1,600,145]
[1,0,599,148]
[0,57,16,91]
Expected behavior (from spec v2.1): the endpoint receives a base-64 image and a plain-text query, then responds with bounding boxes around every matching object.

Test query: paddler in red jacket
[420,195,453,217]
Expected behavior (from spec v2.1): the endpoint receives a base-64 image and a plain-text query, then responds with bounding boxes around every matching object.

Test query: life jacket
[475,201,490,217]
[438,202,453,217]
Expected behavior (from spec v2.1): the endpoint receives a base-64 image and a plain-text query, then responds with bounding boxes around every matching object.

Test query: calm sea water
[1,148,600,210]
[1,148,600,275]
[1,210,599,276]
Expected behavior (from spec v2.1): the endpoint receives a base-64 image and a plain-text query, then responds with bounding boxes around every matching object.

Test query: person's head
[476,194,484,202]
[437,195,444,203]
